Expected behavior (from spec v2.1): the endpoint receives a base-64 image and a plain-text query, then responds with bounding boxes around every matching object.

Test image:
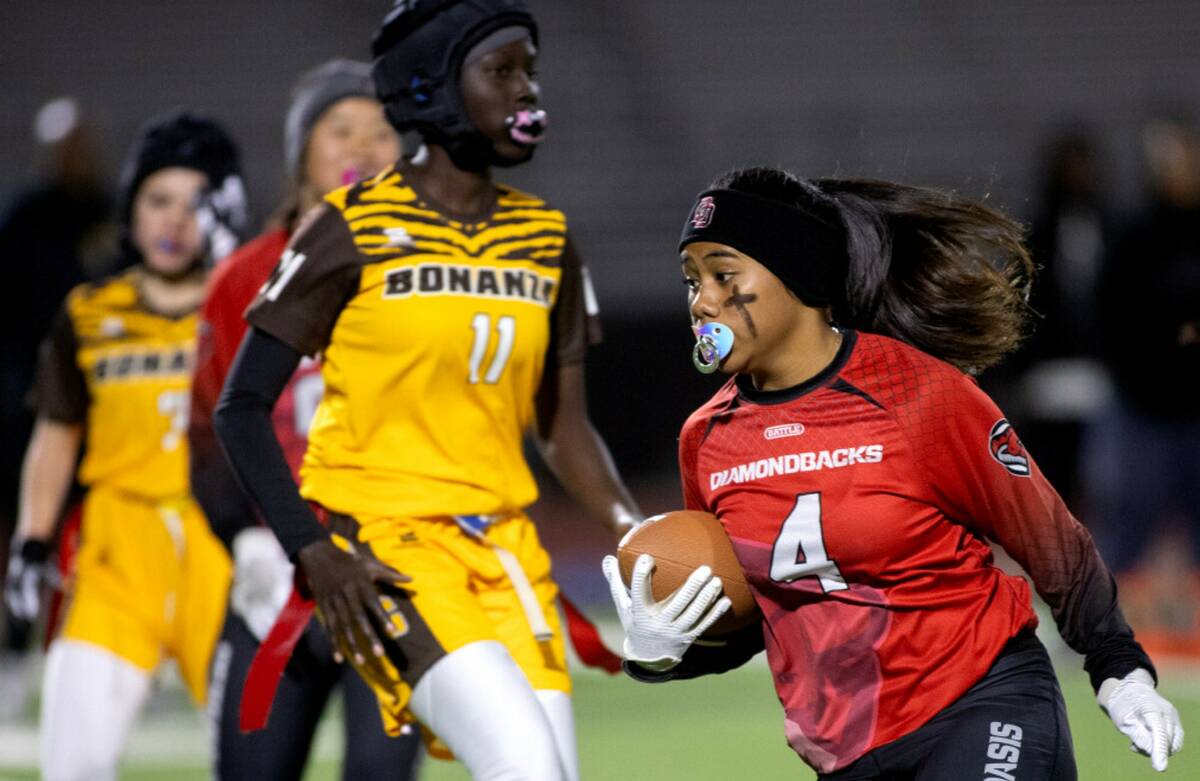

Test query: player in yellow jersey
[214,2,641,779]
[4,111,241,781]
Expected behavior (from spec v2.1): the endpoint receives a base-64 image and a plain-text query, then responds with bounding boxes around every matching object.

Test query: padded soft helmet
[371,0,538,169]
[118,109,246,267]
[119,109,242,227]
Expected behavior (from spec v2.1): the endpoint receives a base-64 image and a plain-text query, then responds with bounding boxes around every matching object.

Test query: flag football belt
[240,508,621,732]
[452,513,553,642]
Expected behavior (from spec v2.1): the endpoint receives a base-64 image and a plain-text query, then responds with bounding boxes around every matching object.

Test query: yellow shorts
[60,486,231,705]
[331,510,569,738]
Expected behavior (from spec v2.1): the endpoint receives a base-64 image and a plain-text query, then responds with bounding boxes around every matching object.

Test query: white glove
[602,553,731,672]
[1098,667,1185,772]
[230,528,294,641]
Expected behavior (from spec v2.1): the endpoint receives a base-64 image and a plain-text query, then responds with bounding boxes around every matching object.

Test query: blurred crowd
[991,116,1200,658]
[0,95,1198,708]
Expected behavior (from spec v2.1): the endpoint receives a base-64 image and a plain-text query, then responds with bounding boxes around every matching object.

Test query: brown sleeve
[549,236,602,367]
[245,204,363,357]
[29,303,88,423]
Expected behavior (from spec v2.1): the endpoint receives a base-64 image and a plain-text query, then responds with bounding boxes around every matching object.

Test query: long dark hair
[714,167,1034,374]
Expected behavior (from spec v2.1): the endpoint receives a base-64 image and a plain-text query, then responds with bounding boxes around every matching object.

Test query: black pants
[209,610,422,781]
[822,632,1077,781]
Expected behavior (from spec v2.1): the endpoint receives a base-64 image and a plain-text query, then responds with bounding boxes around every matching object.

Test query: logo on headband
[691,196,716,229]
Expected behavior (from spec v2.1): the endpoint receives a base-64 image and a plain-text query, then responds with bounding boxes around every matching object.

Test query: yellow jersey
[246,166,598,519]
[34,269,197,499]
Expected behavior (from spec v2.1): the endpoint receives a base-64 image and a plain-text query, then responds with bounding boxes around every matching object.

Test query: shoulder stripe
[495,187,544,207]
[490,208,566,224]
[358,184,420,204]
[343,202,443,222]
[481,236,566,262]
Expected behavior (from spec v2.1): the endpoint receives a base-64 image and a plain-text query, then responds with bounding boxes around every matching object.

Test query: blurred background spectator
[1002,128,1114,507]
[1084,116,1200,656]
[0,97,114,697]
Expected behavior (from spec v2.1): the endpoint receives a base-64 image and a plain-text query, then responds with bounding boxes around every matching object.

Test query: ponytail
[714,168,1034,374]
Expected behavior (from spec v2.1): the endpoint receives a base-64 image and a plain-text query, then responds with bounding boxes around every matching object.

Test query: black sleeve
[623,622,766,683]
[213,327,327,559]
[29,303,88,422]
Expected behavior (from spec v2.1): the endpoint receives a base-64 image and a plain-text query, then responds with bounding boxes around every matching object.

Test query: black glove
[4,539,53,624]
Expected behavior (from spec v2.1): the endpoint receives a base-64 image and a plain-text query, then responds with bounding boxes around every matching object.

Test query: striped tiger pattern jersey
[33,269,198,499]
[246,165,597,520]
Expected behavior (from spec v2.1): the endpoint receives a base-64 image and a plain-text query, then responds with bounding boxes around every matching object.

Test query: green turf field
[1,657,1194,780]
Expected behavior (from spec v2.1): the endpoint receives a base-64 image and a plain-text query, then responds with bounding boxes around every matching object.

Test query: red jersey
[191,228,322,484]
[679,330,1145,773]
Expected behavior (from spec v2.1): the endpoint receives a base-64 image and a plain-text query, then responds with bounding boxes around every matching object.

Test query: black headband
[678,188,848,307]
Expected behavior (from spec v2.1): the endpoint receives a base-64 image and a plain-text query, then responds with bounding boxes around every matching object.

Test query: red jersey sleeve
[189,230,291,549]
[193,266,247,443]
[899,365,1152,689]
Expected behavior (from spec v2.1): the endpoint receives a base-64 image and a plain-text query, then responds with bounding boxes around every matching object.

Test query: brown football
[617,510,760,637]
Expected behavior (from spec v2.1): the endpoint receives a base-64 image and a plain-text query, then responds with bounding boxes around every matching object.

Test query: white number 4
[468,313,516,384]
[769,493,848,592]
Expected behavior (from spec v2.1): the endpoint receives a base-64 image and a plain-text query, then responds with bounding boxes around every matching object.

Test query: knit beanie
[284,59,376,179]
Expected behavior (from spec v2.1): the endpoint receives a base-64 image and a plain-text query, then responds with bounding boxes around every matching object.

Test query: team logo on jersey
[100,316,125,338]
[383,262,556,306]
[988,419,1030,477]
[92,347,193,383]
[691,196,716,228]
[764,423,805,440]
[709,444,884,490]
[384,225,415,248]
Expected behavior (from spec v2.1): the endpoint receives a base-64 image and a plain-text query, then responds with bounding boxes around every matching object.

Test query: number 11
[468,313,516,384]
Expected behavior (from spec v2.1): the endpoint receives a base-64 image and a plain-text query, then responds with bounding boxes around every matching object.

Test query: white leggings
[408,640,579,781]
[40,639,153,781]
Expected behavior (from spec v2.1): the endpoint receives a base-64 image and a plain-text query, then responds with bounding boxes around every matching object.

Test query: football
[617,510,761,637]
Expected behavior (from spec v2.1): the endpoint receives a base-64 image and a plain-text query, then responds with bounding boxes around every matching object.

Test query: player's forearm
[15,418,82,542]
[624,622,765,683]
[993,489,1153,690]
[534,363,640,535]
[537,419,640,536]
[1044,535,1154,691]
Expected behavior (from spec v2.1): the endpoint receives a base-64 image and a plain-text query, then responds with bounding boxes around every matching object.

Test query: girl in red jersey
[604,167,1184,780]
[188,61,420,780]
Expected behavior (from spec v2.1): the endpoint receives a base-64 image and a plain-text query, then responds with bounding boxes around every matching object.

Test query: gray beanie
[284,59,376,179]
